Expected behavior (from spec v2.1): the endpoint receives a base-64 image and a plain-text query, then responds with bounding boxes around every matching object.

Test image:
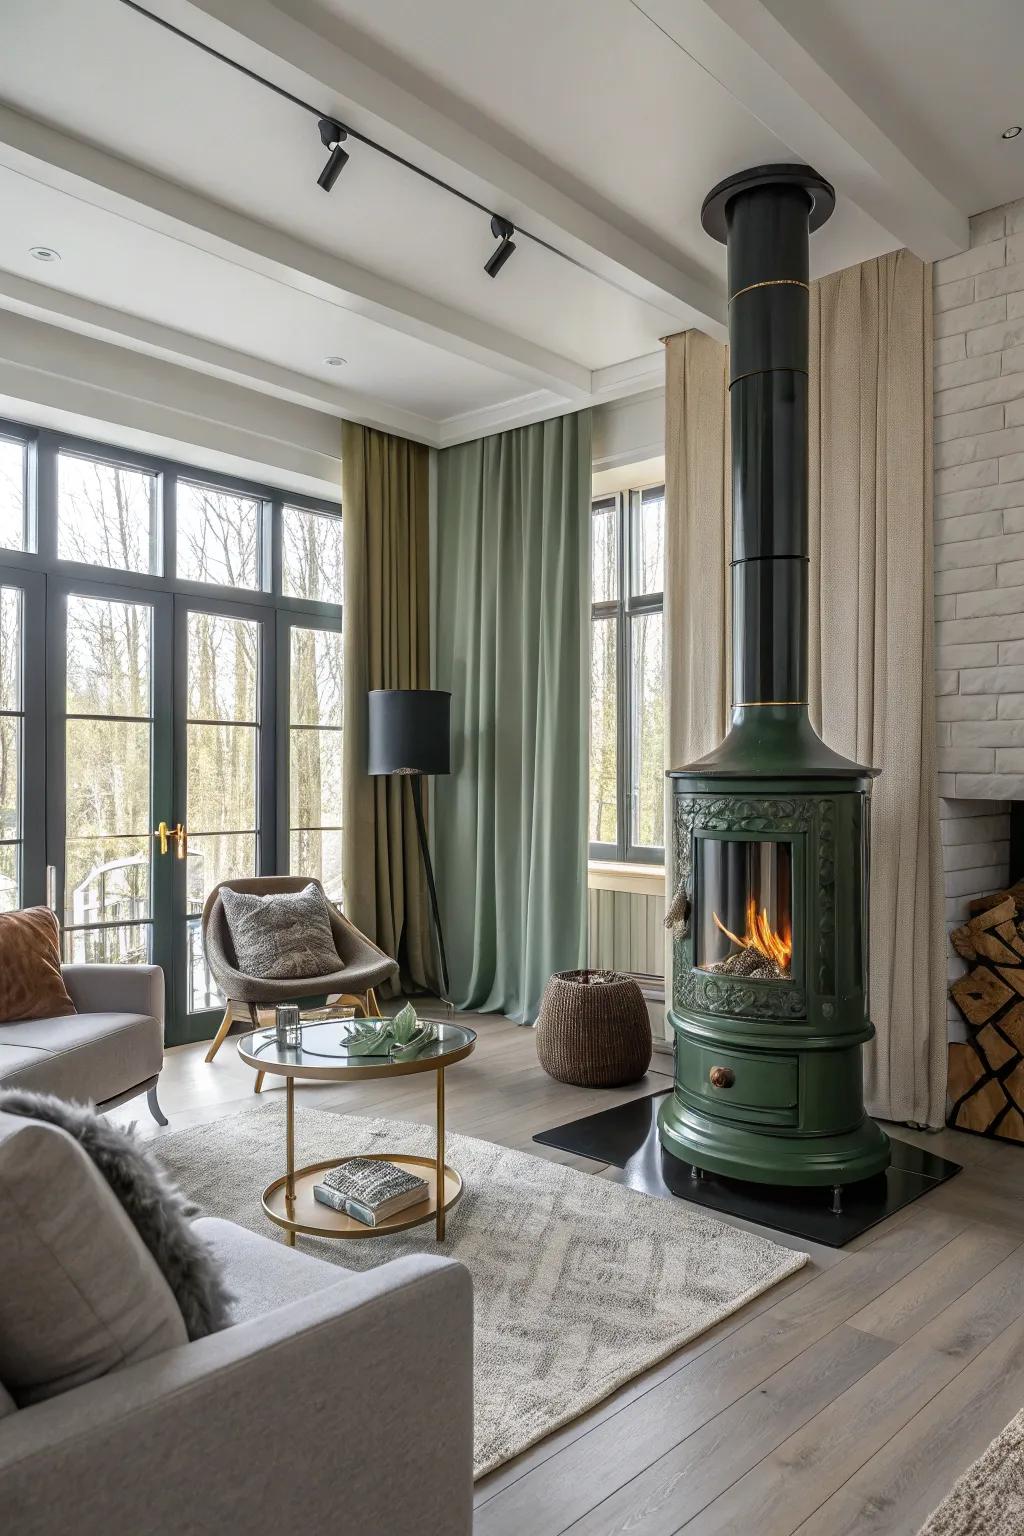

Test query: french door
[0,420,344,1047]
[3,578,343,1046]
[173,594,275,1044]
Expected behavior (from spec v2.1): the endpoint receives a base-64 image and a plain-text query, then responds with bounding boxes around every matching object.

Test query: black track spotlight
[317,117,349,191]
[484,215,516,278]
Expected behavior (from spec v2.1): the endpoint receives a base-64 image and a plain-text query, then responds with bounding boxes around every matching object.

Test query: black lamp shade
[367,689,451,776]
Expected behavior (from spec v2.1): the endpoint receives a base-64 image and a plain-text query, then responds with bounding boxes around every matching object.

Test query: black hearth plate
[534,1091,961,1248]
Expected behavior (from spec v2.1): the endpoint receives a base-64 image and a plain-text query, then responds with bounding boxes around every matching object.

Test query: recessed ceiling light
[324,355,347,366]
[29,246,61,263]
[1002,125,1022,140]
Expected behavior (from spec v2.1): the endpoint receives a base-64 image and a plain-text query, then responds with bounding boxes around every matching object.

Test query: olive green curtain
[665,252,944,1127]
[341,419,433,992]
[433,410,591,1023]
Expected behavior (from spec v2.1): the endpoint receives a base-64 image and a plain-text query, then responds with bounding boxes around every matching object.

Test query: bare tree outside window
[185,609,260,1010]
[589,497,618,846]
[0,425,344,1037]
[629,489,665,849]
[0,586,22,910]
[589,485,665,861]
[58,454,156,573]
[0,439,25,553]
[64,594,153,963]
[177,482,260,588]
[283,505,343,605]
[289,625,343,899]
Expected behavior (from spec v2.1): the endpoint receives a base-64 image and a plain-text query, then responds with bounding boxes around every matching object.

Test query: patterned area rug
[918,1407,1024,1535]
[154,1103,808,1477]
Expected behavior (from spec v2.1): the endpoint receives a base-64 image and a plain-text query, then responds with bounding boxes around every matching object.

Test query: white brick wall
[934,200,1024,1036]
[935,198,1024,802]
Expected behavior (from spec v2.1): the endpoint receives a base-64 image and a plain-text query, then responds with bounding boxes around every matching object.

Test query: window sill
[588,860,666,895]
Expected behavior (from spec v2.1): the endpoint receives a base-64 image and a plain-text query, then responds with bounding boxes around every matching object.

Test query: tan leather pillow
[0,908,76,1024]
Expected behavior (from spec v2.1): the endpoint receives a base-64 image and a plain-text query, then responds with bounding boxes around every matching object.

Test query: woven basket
[535,969,652,1088]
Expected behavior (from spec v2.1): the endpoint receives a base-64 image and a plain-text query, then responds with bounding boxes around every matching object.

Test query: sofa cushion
[0,907,76,1025]
[0,1093,233,1346]
[220,882,342,980]
[0,1012,162,1103]
[192,1216,345,1321]
[0,1110,187,1405]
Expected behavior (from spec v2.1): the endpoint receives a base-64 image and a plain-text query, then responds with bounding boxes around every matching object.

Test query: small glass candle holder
[275,1003,302,1049]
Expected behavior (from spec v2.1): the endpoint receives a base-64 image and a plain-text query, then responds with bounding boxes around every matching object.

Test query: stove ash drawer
[677,1041,799,1127]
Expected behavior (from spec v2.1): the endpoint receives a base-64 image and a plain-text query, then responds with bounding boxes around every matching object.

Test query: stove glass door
[695,837,793,980]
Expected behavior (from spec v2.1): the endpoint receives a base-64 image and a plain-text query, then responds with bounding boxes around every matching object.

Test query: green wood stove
[658,165,891,1206]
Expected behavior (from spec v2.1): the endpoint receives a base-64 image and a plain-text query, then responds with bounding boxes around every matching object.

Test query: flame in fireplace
[713,899,792,972]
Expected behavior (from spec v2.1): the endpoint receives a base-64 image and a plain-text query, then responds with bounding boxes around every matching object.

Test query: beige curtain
[341,420,433,992]
[665,251,945,1127]
[808,252,944,1127]
[664,330,732,768]
[663,331,730,1039]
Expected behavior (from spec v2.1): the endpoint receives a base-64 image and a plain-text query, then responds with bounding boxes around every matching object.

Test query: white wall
[934,199,1024,797]
[592,386,664,470]
[932,197,1024,1035]
[0,309,341,498]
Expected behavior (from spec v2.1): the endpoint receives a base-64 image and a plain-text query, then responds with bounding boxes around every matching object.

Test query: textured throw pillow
[0,1106,186,1405]
[0,1091,233,1364]
[220,882,342,980]
[0,906,76,1024]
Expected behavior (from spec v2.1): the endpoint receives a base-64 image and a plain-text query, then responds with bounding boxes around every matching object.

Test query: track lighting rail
[115,0,578,278]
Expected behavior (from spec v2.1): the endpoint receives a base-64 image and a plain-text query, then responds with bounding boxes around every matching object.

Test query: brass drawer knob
[709,1065,735,1089]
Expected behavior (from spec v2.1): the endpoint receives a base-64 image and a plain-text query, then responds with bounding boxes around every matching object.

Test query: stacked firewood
[948,881,1024,1142]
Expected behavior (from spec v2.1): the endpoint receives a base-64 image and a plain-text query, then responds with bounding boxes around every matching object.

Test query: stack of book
[313,1158,430,1227]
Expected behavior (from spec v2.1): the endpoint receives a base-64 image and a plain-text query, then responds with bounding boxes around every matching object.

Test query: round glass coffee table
[237,1019,476,1245]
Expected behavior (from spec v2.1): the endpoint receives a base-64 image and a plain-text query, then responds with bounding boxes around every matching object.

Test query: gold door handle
[154,821,171,856]
[173,823,188,860]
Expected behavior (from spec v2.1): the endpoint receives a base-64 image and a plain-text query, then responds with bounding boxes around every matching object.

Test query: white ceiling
[762,0,1024,214]
[0,0,1019,447]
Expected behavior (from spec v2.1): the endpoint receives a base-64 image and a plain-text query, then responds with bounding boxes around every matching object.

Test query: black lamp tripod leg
[410,773,450,1000]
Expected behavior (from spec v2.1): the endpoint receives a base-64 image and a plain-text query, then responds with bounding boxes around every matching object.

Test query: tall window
[0,436,27,552]
[289,625,343,901]
[0,585,22,909]
[0,416,342,1041]
[64,594,153,963]
[589,484,665,862]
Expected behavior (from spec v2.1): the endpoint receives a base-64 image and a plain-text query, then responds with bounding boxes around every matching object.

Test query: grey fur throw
[0,1089,232,1338]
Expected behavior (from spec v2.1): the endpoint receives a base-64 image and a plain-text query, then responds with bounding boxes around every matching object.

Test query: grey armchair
[202,877,399,1086]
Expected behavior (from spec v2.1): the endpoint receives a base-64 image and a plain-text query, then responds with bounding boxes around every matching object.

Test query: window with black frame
[589,483,665,863]
[0,416,343,1043]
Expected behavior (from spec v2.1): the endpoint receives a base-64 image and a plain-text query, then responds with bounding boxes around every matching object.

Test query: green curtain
[341,419,433,993]
[434,410,591,1023]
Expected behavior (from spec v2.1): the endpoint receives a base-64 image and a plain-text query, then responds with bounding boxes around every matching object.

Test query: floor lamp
[367,689,451,1001]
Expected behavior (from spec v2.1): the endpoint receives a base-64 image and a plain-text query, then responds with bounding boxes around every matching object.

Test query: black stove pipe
[701,165,836,709]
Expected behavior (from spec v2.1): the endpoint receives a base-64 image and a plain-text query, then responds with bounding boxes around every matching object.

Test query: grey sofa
[0,1116,474,1535]
[0,965,166,1123]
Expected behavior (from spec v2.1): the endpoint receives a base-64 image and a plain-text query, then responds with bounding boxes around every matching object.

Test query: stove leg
[831,1184,843,1215]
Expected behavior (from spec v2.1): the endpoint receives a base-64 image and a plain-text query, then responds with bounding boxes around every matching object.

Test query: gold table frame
[237,1023,476,1244]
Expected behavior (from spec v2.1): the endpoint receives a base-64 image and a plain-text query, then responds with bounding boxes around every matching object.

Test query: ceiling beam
[0,267,441,443]
[0,104,595,407]
[632,0,967,260]
[156,0,728,338]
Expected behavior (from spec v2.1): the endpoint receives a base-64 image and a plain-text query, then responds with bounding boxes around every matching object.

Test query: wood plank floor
[135,1015,1024,1536]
